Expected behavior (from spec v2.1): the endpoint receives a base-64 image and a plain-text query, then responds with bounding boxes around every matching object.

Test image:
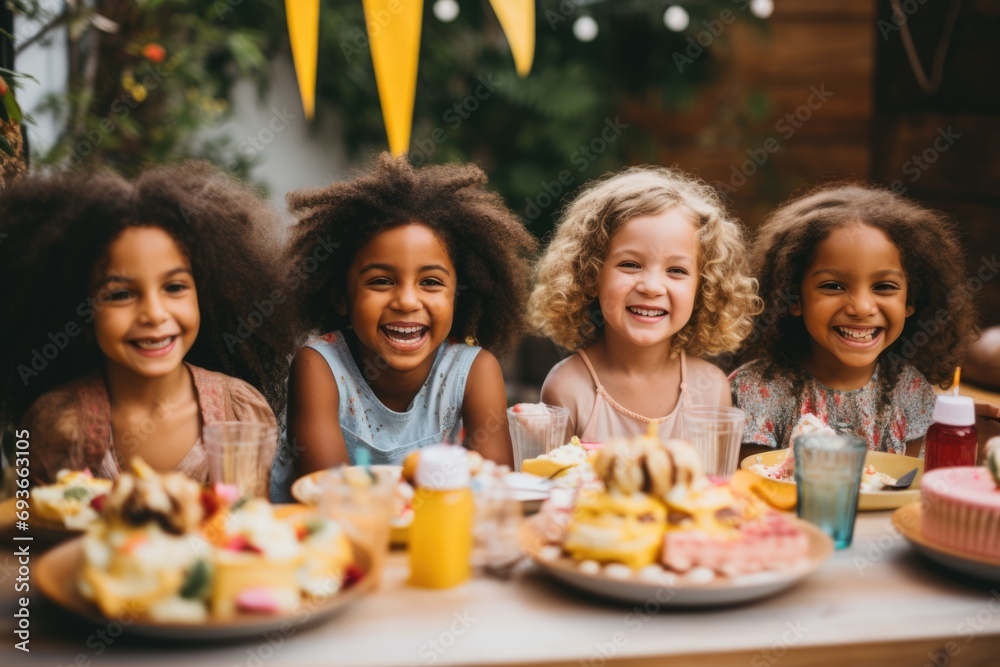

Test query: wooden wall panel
[631,2,876,230]
[873,0,1000,324]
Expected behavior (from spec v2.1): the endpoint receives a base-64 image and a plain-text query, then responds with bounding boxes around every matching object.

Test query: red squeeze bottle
[924,395,978,472]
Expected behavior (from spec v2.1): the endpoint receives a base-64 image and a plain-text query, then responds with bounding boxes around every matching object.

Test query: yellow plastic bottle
[408,445,475,588]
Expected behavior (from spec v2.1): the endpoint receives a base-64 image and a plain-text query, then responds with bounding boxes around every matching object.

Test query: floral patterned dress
[729,360,936,454]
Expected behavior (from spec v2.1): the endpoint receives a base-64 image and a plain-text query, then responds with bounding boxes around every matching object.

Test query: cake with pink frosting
[921,466,1000,558]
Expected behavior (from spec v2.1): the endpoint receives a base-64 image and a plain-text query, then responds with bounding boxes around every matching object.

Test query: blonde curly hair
[527,165,761,355]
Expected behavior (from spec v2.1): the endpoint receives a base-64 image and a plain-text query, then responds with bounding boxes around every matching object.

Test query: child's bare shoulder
[540,353,591,406]
[685,355,729,381]
[684,355,731,403]
[544,352,589,383]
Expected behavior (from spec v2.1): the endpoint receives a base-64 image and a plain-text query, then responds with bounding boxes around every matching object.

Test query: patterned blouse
[729,360,936,454]
[23,363,277,490]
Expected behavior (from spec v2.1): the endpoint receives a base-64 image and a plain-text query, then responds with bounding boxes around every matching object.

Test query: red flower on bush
[142,43,166,63]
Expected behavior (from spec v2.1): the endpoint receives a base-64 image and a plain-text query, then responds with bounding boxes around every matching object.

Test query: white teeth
[628,307,666,317]
[836,327,878,340]
[384,325,425,334]
[133,337,173,350]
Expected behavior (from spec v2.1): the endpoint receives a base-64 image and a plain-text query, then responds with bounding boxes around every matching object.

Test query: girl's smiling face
[596,208,700,351]
[339,223,457,375]
[792,223,914,388]
[91,226,200,381]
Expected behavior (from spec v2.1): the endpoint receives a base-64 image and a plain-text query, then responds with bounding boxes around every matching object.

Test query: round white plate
[519,515,833,606]
[503,472,553,503]
[291,465,403,506]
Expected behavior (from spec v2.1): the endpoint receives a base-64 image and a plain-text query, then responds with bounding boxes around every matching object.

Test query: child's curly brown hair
[743,183,978,396]
[0,162,296,426]
[528,165,762,356]
[285,153,537,358]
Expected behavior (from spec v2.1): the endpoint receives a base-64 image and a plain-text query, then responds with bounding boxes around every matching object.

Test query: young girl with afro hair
[279,153,536,486]
[732,184,997,459]
[528,166,761,442]
[0,163,295,491]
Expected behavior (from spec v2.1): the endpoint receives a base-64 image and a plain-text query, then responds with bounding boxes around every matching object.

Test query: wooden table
[4,510,1000,667]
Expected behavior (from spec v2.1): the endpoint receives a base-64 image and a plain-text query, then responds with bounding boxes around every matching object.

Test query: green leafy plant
[15,0,281,175]
[11,1,761,230]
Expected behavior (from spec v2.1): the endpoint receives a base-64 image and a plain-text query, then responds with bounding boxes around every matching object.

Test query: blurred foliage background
[7,0,764,236]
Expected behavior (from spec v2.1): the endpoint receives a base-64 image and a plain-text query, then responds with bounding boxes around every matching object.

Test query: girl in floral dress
[731,184,987,458]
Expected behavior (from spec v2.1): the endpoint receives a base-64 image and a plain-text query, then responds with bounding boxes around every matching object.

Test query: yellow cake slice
[562,490,666,570]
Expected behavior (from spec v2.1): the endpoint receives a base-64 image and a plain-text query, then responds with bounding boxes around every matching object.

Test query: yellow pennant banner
[488,0,535,77]
[286,0,321,120]
[363,0,424,156]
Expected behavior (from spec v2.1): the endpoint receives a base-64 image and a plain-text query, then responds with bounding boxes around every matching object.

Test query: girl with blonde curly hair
[528,166,760,442]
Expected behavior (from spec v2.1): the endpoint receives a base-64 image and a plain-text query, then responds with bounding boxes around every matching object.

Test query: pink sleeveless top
[541,349,731,443]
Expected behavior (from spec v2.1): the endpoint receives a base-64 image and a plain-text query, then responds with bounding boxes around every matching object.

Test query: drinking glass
[681,405,746,477]
[319,466,398,587]
[471,466,523,575]
[793,433,867,549]
[204,422,277,498]
[507,404,570,472]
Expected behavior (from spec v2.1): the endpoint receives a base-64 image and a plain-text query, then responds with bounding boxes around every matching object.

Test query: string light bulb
[573,15,599,42]
[433,0,460,23]
[750,0,774,19]
[663,6,690,32]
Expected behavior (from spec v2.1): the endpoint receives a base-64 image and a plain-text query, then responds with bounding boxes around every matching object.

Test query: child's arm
[287,348,349,475]
[462,350,514,468]
[977,402,1000,463]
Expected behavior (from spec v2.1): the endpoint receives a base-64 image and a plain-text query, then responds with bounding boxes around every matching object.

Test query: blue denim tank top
[270,331,479,501]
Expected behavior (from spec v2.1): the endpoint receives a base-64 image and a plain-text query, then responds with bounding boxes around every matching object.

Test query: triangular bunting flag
[363,0,424,156]
[488,0,535,77]
[286,0,321,120]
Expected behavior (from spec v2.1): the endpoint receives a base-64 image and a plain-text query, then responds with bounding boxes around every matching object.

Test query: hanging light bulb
[750,0,774,19]
[573,15,599,42]
[433,0,460,23]
[663,6,690,32]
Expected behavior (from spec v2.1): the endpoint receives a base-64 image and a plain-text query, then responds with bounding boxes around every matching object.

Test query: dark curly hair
[285,153,537,358]
[0,162,296,426]
[742,183,978,415]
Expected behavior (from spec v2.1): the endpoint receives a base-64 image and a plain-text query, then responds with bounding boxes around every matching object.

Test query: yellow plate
[35,536,374,640]
[739,450,923,511]
[290,468,409,546]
